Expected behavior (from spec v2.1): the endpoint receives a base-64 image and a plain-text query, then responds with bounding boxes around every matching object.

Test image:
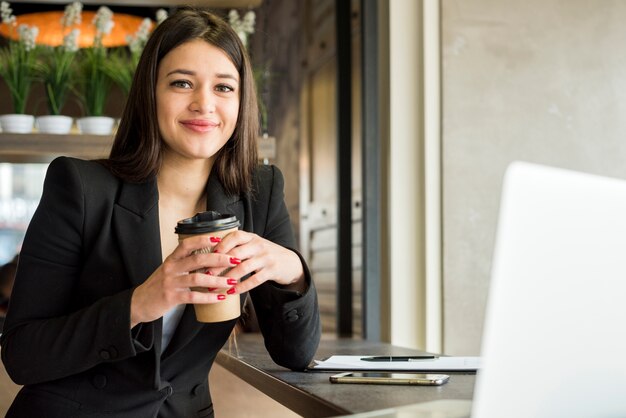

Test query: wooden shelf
[0,133,114,163]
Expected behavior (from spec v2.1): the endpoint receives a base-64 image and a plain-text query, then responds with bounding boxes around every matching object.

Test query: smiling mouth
[180,119,219,132]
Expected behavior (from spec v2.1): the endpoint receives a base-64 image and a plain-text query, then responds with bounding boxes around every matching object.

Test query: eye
[170,79,192,89]
[215,84,235,93]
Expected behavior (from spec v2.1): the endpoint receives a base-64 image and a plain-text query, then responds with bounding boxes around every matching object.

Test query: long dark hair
[105,8,259,195]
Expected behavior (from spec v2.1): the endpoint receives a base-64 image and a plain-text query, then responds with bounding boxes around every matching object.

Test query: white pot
[36,115,74,134]
[77,116,115,135]
[0,114,35,134]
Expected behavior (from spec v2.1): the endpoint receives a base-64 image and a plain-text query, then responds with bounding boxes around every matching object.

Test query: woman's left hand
[212,231,306,294]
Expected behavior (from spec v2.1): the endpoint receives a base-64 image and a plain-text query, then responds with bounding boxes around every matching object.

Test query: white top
[161,304,186,352]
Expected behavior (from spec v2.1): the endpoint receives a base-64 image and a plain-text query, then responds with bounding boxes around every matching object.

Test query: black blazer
[0,157,321,418]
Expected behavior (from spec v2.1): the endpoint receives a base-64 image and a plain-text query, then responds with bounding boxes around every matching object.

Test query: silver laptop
[348,161,626,418]
[472,161,626,418]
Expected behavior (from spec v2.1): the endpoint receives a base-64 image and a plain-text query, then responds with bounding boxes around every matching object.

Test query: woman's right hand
[129,235,240,328]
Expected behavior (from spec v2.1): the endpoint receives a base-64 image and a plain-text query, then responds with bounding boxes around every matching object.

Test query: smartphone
[329,372,450,386]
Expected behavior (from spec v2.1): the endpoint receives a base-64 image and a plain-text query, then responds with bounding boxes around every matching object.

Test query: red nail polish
[207,287,216,292]
[217,294,226,300]
[227,287,236,295]
[227,278,237,285]
[229,257,241,265]
[210,236,222,243]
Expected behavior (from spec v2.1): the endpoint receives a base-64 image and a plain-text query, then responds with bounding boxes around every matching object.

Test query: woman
[0,8,320,418]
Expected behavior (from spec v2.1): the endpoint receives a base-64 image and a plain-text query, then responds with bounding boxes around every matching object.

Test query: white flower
[102,20,114,35]
[1,1,16,26]
[92,6,114,47]
[61,1,82,28]
[93,6,114,35]
[136,18,152,39]
[63,28,80,52]
[228,9,239,26]
[242,11,255,34]
[17,24,38,51]
[228,9,255,48]
[155,9,167,25]
[127,18,152,55]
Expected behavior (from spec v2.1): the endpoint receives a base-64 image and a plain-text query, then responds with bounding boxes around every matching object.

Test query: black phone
[329,372,450,386]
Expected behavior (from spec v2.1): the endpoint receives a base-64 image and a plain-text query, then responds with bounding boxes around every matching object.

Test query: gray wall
[442,0,626,355]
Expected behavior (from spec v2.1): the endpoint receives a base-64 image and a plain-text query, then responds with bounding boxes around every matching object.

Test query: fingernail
[227,287,236,295]
[210,236,221,243]
[204,269,213,275]
[229,257,241,265]
[227,278,237,285]
[207,287,216,292]
[217,294,226,300]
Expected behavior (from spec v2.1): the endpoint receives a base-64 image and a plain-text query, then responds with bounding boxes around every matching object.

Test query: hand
[130,235,241,328]
[212,231,306,295]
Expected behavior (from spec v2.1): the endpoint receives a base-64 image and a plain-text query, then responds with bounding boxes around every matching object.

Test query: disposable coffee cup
[175,211,241,323]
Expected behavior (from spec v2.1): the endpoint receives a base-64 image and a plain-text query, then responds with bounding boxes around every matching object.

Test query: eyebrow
[166,69,194,77]
[166,69,239,82]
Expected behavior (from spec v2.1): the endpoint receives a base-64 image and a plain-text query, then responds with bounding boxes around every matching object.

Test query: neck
[157,154,213,208]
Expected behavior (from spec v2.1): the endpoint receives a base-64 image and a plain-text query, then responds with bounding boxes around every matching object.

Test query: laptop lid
[472,162,626,418]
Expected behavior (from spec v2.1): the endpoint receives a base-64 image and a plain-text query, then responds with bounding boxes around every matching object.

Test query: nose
[189,88,216,113]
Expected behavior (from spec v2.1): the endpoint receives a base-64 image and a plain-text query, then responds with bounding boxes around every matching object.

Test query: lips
[180,119,219,133]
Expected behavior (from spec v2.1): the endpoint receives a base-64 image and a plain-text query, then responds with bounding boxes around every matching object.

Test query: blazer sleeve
[248,165,322,371]
[0,157,151,385]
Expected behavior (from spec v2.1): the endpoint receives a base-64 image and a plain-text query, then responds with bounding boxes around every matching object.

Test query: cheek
[156,94,178,125]
[155,95,175,142]
[155,102,167,135]
[155,94,166,122]
[226,102,240,128]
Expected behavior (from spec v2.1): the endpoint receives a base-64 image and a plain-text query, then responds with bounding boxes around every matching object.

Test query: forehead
[158,39,239,79]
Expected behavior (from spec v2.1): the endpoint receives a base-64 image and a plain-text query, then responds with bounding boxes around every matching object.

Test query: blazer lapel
[161,170,244,360]
[112,178,162,288]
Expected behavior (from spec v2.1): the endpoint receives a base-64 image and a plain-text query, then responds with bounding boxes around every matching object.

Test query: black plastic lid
[175,211,240,234]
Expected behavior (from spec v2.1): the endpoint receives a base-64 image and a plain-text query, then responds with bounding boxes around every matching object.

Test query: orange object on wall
[0,10,150,48]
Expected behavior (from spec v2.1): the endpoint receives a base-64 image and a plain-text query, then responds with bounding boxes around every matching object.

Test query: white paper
[312,355,480,371]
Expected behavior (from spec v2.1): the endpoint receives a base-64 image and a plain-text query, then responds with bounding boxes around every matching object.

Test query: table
[216,334,476,417]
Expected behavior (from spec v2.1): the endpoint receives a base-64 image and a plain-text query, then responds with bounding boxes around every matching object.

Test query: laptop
[348,161,626,418]
[472,161,626,418]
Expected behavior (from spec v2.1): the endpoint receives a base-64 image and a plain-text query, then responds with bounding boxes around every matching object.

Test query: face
[156,39,240,163]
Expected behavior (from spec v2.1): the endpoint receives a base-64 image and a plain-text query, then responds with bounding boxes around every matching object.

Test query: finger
[171,235,220,259]
[177,251,239,275]
[213,230,254,254]
[178,272,240,290]
[223,236,281,267]
[223,252,264,280]
[229,271,267,294]
[184,288,228,304]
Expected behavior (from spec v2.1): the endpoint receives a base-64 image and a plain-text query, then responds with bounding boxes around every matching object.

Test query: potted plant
[0,1,39,133]
[36,1,82,134]
[75,5,114,135]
